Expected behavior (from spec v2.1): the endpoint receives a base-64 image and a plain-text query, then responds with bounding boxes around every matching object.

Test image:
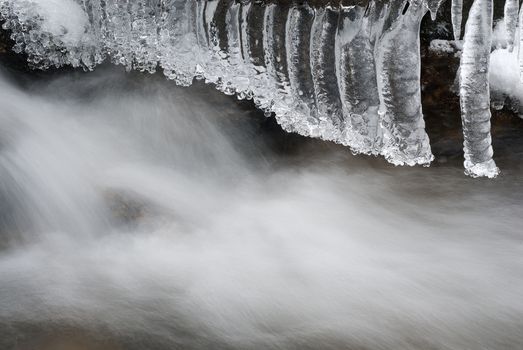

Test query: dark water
[0,64,522,350]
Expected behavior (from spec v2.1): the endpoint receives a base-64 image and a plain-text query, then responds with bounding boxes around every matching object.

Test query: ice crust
[0,0,517,177]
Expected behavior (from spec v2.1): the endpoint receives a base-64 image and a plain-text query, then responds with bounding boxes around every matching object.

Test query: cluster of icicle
[0,0,512,177]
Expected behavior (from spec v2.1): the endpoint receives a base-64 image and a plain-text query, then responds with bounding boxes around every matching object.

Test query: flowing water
[0,64,523,350]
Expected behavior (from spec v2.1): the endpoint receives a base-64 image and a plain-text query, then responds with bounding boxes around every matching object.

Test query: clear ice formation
[518,2,523,81]
[375,0,433,166]
[460,0,499,178]
[336,3,382,155]
[504,0,518,52]
[0,0,516,177]
[451,0,463,40]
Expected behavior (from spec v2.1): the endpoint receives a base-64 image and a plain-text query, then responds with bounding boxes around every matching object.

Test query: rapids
[0,64,522,349]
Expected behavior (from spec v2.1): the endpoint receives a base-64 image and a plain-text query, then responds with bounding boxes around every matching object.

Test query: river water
[0,64,522,350]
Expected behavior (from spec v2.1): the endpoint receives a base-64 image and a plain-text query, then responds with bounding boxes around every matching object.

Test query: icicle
[286,4,318,137]
[426,0,446,20]
[129,0,160,73]
[336,4,382,155]
[205,0,229,86]
[263,3,297,130]
[212,0,232,54]
[195,1,208,48]
[505,0,518,52]
[109,0,133,70]
[519,3,523,82]
[224,1,247,95]
[459,0,499,178]
[451,0,463,40]
[83,0,105,67]
[204,0,218,47]
[195,0,209,77]
[224,1,256,99]
[310,6,343,141]
[375,0,434,166]
[243,2,272,111]
[159,0,199,85]
[239,1,255,99]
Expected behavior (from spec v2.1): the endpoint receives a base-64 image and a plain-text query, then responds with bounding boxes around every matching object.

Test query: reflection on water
[0,65,523,350]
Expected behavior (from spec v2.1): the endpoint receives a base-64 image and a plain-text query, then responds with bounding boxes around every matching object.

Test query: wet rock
[104,191,149,226]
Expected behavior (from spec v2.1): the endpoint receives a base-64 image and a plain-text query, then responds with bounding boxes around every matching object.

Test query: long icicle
[286,4,318,137]
[263,3,294,131]
[336,4,382,155]
[518,3,523,82]
[504,0,518,52]
[244,2,271,111]
[459,0,499,178]
[375,0,433,166]
[311,6,343,141]
[451,0,463,40]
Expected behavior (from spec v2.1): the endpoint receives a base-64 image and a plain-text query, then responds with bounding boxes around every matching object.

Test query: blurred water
[0,65,522,350]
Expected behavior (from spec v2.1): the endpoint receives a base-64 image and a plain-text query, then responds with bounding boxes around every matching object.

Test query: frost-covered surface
[0,0,520,177]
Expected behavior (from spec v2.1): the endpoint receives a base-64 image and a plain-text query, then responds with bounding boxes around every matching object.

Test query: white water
[1,66,523,350]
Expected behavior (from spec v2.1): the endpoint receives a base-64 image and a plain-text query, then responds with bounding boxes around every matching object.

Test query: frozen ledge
[0,0,519,178]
